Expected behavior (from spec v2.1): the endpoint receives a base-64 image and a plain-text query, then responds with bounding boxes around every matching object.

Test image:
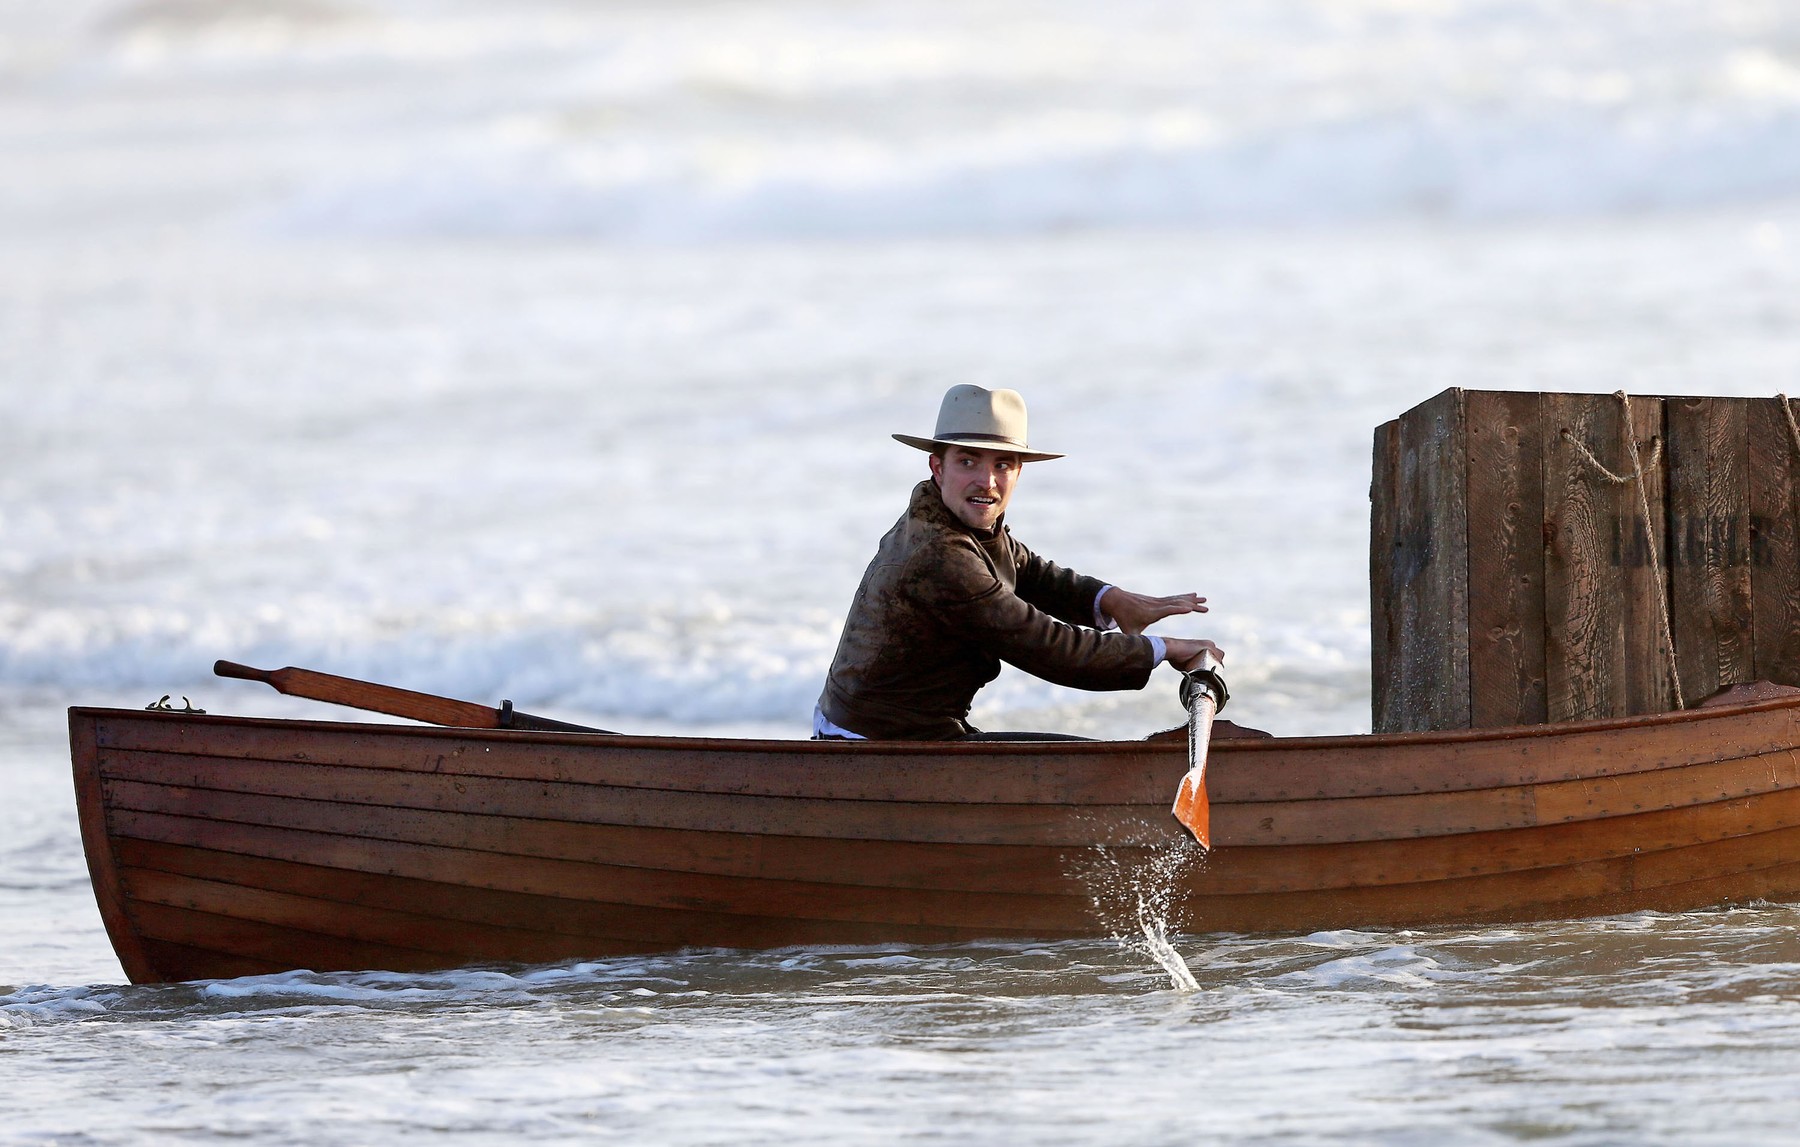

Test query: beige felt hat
[892,385,1064,462]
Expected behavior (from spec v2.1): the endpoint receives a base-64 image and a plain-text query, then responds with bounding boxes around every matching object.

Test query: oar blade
[1171,767,1211,848]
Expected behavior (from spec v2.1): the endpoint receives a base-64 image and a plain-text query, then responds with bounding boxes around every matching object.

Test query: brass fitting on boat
[144,695,206,714]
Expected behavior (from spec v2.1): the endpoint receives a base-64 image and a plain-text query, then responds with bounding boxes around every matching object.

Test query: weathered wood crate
[1371,389,1800,732]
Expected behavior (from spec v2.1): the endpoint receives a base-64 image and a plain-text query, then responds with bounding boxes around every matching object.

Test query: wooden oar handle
[214,660,274,684]
[214,659,503,728]
[212,659,612,734]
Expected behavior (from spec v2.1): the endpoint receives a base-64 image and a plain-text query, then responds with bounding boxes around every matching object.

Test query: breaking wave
[0,600,1365,736]
[266,104,1800,242]
[20,0,1800,242]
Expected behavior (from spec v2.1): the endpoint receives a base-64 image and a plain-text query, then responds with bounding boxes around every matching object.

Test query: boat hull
[70,698,1800,983]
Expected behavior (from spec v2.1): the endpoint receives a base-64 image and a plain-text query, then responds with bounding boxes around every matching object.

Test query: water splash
[1077,839,1208,992]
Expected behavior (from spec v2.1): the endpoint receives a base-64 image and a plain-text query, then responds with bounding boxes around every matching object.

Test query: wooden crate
[1371,389,1800,732]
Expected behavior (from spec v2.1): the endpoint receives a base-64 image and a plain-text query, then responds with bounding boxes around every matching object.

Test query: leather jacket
[818,480,1157,739]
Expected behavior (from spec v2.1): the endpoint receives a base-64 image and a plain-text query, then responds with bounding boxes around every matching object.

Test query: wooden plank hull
[69,697,1800,984]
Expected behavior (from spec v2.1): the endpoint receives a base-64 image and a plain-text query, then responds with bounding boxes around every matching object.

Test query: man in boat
[814,384,1223,741]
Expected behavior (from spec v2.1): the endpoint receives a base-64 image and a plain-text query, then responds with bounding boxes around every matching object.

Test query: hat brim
[892,433,1063,462]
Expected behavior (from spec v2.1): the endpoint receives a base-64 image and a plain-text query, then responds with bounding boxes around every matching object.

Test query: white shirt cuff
[1094,585,1119,631]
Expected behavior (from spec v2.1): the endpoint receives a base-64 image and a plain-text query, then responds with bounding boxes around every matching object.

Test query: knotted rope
[1561,391,1684,710]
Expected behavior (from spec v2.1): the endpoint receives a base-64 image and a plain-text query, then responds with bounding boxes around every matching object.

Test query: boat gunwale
[67,691,1800,755]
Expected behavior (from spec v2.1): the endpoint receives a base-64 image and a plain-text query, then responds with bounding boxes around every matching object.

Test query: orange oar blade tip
[1171,773,1211,849]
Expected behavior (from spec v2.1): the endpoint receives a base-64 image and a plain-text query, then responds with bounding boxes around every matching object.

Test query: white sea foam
[1273,945,1487,990]
[8,1,1800,245]
[264,104,1800,242]
[0,984,116,1028]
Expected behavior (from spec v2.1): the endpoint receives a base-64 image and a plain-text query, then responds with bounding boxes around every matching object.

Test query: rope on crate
[1561,391,1684,710]
[1559,426,1661,483]
[1779,394,1800,459]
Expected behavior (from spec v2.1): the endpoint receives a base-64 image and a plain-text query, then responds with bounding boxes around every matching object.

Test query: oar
[1171,651,1229,848]
[213,661,612,734]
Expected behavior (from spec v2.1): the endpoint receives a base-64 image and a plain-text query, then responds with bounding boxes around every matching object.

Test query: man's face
[929,445,1022,531]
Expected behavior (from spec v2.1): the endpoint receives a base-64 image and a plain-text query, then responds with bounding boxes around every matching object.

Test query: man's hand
[1163,638,1226,672]
[1100,588,1208,636]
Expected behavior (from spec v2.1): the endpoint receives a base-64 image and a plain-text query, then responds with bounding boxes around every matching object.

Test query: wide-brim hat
[892,384,1063,462]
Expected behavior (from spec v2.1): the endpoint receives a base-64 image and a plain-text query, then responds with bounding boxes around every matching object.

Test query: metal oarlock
[1178,661,1229,714]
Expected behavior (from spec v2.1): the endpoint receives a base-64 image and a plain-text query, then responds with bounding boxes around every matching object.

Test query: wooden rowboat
[69,693,1800,984]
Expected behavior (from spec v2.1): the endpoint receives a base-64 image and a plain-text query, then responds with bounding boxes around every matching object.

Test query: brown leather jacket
[818,480,1158,739]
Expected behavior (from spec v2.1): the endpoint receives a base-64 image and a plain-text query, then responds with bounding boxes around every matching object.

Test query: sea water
[6,0,1800,1141]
